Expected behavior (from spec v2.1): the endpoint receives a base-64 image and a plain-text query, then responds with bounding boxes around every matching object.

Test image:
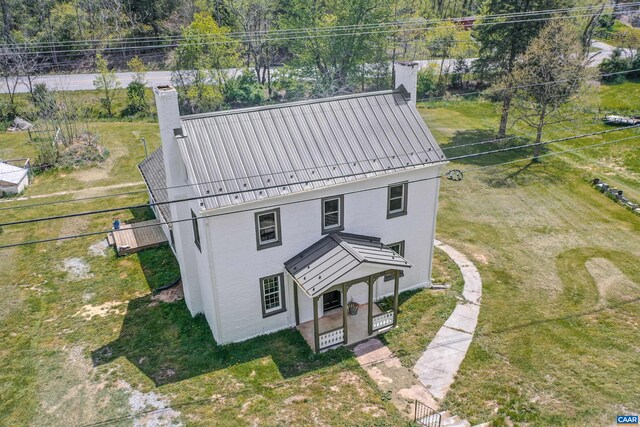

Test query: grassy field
[417,83,640,426]
[0,79,638,426]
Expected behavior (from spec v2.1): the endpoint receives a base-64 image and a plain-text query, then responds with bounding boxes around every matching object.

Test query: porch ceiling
[284,233,412,298]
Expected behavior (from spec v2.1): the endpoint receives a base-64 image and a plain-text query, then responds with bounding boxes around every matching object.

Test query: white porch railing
[319,327,345,350]
[372,310,394,331]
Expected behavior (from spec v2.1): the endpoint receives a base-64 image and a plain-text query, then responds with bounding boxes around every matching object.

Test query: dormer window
[321,195,344,234]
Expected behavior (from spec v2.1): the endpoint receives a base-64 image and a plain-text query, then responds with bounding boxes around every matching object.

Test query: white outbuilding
[139,62,448,352]
[0,162,29,196]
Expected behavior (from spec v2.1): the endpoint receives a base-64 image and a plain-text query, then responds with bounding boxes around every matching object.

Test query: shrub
[123,81,149,116]
[224,71,266,107]
[417,67,439,98]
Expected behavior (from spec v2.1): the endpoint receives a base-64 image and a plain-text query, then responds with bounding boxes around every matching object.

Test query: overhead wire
[0,132,637,250]
[1,124,637,229]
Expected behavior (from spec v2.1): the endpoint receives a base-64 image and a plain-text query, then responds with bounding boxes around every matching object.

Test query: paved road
[0,42,627,94]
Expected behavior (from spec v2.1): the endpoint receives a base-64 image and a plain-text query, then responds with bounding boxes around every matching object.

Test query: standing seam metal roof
[178,90,445,210]
[284,233,412,298]
[138,148,172,224]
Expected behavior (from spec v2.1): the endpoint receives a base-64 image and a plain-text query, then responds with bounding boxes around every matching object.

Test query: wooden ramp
[109,219,168,256]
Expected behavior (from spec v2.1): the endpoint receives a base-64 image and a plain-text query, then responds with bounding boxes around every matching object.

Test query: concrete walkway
[413,239,482,400]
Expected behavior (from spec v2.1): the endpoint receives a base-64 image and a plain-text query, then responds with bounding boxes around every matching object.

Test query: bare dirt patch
[116,380,182,427]
[61,257,93,280]
[150,282,184,306]
[585,257,639,300]
[73,301,124,320]
[88,239,109,257]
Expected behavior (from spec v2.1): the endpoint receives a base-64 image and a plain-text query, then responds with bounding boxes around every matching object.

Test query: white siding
[203,163,444,344]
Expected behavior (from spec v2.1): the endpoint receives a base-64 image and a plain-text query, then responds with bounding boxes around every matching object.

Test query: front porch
[285,233,412,353]
[297,303,392,350]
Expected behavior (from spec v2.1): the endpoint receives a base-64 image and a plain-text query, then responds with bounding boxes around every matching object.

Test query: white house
[0,161,29,196]
[139,62,447,352]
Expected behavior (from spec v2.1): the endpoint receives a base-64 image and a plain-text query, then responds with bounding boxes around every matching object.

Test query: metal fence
[414,400,441,427]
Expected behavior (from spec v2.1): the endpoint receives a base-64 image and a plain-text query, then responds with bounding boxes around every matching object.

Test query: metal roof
[284,233,412,298]
[0,162,28,185]
[178,90,445,210]
[138,148,172,224]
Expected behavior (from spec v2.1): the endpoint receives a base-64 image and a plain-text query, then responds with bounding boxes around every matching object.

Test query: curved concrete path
[413,239,482,400]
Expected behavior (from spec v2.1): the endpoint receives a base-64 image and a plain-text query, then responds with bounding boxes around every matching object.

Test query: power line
[4,3,631,51]
[1,125,637,229]
[0,133,637,250]
[1,5,629,57]
[3,64,640,182]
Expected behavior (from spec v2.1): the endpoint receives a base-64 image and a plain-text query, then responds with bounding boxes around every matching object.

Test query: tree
[425,21,472,88]
[172,11,239,113]
[278,0,392,95]
[93,53,120,117]
[473,0,572,138]
[227,0,279,97]
[124,56,149,115]
[504,20,592,160]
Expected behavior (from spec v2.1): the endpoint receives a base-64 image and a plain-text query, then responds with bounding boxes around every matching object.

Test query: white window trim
[260,273,286,317]
[255,208,282,250]
[321,195,344,234]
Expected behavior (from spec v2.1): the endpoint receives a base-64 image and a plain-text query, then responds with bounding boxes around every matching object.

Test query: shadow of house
[135,245,181,292]
[91,296,352,386]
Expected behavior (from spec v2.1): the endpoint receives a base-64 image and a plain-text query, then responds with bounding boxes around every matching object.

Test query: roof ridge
[334,233,365,263]
[180,89,399,121]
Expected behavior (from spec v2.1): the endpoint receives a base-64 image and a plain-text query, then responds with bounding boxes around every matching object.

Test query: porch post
[293,283,300,326]
[393,270,400,327]
[367,275,373,335]
[313,295,320,352]
[342,283,348,345]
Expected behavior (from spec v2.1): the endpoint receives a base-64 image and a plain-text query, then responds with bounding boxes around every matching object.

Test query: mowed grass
[0,121,161,196]
[0,80,638,426]
[417,83,640,426]
[0,200,411,426]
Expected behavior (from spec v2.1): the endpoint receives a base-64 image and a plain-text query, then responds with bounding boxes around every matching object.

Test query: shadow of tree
[91,297,352,386]
[443,129,549,167]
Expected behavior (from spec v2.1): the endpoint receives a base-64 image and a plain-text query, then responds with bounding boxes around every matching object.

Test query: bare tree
[0,44,41,107]
[504,21,593,161]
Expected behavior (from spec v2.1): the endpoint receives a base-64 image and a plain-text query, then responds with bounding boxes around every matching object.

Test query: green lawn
[417,83,640,426]
[0,80,638,426]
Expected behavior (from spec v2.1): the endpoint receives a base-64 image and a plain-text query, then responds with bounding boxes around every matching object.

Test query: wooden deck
[108,219,168,256]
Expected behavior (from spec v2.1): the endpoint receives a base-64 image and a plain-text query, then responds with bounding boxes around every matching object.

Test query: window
[385,241,405,281]
[321,195,344,234]
[387,182,408,218]
[260,273,286,317]
[169,228,175,250]
[255,208,282,250]
[191,210,201,252]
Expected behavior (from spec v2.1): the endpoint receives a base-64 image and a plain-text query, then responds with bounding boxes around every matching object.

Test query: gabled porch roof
[284,233,412,298]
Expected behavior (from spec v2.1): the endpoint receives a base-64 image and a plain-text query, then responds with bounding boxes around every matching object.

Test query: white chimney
[394,62,419,106]
[153,85,183,190]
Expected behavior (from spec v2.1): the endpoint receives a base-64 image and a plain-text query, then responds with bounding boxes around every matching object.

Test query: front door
[323,290,342,311]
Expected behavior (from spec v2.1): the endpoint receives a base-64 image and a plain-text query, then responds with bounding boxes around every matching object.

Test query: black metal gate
[414,400,441,427]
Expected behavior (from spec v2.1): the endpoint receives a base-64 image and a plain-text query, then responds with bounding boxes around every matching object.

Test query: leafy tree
[224,70,266,107]
[93,53,120,117]
[416,66,438,98]
[473,0,572,138]
[172,11,239,113]
[599,48,631,82]
[227,0,279,96]
[124,56,149,115]
[278,0,392,94]
[503,20,591,160]
[425,21,472,88]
